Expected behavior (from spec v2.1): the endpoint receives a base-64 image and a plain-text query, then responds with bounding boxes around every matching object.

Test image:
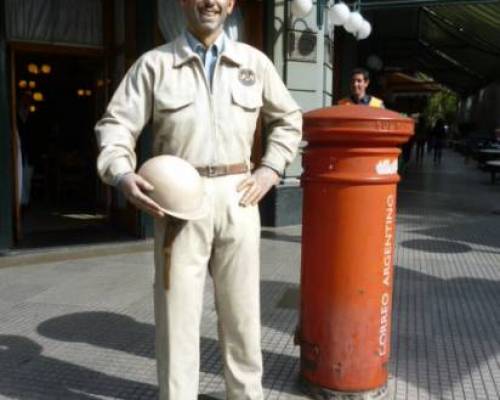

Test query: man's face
[351,73,369,100]
[180,0,235,39]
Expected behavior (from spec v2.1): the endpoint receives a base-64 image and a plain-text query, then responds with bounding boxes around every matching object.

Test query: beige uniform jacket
[96,34,303,185]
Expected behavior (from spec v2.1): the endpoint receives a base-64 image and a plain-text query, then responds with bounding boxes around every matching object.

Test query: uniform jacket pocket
[231,85,263,111]
[156,93,195,112]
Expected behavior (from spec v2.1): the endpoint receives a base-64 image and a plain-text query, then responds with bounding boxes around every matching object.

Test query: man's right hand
[118,173,165,218]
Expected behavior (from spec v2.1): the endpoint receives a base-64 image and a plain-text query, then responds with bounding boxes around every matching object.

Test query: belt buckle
[207,165,216,177]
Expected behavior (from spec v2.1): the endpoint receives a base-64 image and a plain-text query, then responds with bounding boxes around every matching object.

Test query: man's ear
[227,0,236,15]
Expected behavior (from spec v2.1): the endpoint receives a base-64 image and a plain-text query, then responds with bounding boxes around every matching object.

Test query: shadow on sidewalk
[400,238,500,254]
[36,311,302,396]
[0,335,157,399]
[391,266,500,396]
[408,220,500,250]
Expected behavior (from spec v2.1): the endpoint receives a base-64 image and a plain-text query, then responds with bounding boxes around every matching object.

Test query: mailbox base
[300,376,389,400]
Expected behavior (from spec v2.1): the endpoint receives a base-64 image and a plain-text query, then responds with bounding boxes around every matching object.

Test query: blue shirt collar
[173,33,243,68]
[185,30,226,57]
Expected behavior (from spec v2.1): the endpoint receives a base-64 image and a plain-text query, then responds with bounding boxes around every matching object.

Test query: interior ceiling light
[28,81,36,89]
[367,54,383,71]
[29,105,36,112]
[18,80,27,89]
[77,89,85,96]
[41,64,51,74]
[85,90,92,96]
[27,64,39,74]
[33,92,44,102]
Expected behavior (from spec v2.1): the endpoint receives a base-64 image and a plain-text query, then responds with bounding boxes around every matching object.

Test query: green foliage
[423,90,459,126]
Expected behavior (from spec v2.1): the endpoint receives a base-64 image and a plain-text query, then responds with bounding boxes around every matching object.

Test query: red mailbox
[299,105,414,398]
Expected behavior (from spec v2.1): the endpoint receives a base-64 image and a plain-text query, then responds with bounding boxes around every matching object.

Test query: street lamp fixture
[291,0,372,39]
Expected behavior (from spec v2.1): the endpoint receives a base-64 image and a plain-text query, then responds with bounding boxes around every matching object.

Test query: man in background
[338,67,384,108]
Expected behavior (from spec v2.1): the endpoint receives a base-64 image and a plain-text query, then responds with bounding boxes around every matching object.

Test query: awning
[359,0,500,95]
[384,72,442,95]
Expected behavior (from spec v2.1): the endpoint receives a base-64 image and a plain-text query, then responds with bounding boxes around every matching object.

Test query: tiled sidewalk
[0,149,499,399]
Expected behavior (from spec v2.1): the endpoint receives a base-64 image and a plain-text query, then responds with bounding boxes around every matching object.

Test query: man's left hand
[237,166,280,207]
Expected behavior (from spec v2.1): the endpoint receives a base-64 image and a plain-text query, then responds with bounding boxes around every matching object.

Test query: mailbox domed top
[303,105,414,146]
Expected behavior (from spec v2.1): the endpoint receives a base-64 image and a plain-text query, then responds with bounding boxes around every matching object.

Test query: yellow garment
[338,96,385,108]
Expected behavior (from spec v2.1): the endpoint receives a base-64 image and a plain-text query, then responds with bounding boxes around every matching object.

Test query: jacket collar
[221,37,244,66]
[173,34,197,67]
[173,31,243,68]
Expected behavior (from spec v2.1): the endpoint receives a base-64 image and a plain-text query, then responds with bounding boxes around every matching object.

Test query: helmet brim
[159,195,209,221]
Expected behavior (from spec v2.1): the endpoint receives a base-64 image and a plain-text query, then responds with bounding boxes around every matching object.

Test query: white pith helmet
[138,155,208,220]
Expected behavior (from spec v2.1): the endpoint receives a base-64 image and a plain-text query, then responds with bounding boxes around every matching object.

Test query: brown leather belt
[196,162,250,177]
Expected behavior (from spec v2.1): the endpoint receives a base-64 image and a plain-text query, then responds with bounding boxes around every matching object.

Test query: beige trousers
[153,174,263,400]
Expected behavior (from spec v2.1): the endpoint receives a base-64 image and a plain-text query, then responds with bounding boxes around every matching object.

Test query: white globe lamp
[344,11,364,34]
[329,2,350,26]
[357,20,372,40]
[291,0,313,18]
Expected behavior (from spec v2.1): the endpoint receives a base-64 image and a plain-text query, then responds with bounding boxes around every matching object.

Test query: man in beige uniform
[95,0,302,398]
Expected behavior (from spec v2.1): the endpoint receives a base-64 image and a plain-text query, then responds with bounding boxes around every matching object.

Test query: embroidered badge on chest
[238,68,256,86]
